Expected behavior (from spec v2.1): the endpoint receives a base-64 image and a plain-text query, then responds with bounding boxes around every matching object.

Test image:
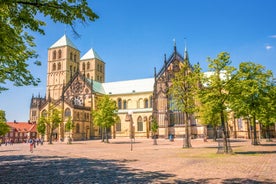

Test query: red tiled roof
[6,122,37,133]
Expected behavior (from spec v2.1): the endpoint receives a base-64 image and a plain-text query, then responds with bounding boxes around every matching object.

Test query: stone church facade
[29,35,275,142]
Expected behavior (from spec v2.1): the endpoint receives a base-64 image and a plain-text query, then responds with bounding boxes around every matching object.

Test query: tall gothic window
[70,52,73,60]
[82,63,85,71]
[116,121,121,132]
[74,54,76,62]
[87,62,90,70]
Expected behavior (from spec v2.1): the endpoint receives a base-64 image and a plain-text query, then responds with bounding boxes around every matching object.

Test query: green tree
[92,95,118,143]
[151,118,159,145]
[169,59,201,148]
[0,0,98,93]
[37,116,46,137]
[38,107,62,144]
[230,62,273,145]
[199,52,236,153]
[0,110,9,137]
[65,116,74,144]
[198,103,221,141]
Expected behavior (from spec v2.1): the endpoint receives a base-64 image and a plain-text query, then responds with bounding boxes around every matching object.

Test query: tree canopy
[0,0,98,92]
[0,110,10,136]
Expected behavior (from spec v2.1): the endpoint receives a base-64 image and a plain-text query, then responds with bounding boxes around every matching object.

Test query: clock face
[72,96,83,106]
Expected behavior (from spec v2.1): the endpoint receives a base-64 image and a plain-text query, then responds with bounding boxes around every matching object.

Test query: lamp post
[128,110,134,151]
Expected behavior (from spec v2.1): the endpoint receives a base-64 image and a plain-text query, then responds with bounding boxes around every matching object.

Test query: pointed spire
[173,38,177,54]
[184,38,189,61]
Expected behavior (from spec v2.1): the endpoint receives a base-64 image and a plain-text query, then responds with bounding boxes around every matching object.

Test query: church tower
[80,48,105,83]
[46,35,80,100]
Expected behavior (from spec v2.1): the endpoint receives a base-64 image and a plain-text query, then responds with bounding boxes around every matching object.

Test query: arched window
[76,123,80,133]
[52,50,56,60]
[137,98,143,108]
[123,100,127,109]
[70,52,73,60]
[82,63,85,71]
[57,62,61,70]
[137,116,143,131]
[87,62,90,70]
[117,98,122,109]
[150,96,153,108]
[52,63,56,71]
[74,54,76,62]
[87,73,90,79]
[42,110,47,117]
[58,49,62,59]
[64,108,71,117]
[144,98,149,108]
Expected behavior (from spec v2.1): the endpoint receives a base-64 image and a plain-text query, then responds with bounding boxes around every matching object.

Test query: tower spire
[184,38,189,61]
[173,38,177,53]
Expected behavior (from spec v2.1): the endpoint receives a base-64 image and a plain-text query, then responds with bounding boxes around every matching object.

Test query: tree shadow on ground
[110,141,141,144]
[235,150,276,155]
[0,155,175,183]
[174,178,275,184]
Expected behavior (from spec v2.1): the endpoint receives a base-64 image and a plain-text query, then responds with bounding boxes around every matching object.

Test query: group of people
[0,138,14,146]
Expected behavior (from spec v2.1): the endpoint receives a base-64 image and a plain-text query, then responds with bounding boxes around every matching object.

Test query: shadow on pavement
[174,178,275,184]
[0,155,175,183]
[235,150,276,155]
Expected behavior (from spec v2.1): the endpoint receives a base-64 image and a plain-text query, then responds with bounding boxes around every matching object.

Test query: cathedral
[29,35,272,142]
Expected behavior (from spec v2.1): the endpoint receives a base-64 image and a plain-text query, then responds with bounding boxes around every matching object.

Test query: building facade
[29,35,275,142]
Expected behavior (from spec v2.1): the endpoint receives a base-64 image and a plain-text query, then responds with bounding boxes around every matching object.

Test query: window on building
[74,54,76,62]
[42,110,47,117]
[123,100,127,109]
[57,62,61,70]
[118,98,122,109]
[116,122,121,132]
[144,98,149,108]
[87,62,90,70]
[137,116,143,131]
[76,123,80,133]
[52,63,56,71]
[58,49,62,59]
[82,63,85,71]
[70,52,73,60]
[64,108,71,117]
[87,73,90,79]
[32,110,36,117]
[150,96,153,108]
[52,50,56,60]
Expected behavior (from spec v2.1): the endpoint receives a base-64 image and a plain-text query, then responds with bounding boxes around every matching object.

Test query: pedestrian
[29,139,34,153]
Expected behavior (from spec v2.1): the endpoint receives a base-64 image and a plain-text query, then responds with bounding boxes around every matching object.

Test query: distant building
[2,121,37,143]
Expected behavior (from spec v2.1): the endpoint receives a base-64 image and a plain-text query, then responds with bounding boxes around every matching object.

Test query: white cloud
[265,45,273,50]
[269,35,276,38]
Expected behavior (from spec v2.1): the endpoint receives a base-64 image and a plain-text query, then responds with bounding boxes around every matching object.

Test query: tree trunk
[252,115,258,145]
[213,125,217,141]
[220,111,231,153]
[183,112,192,148]
[105,127,109,143]
[153,134,157,145]
[101,126,104,142]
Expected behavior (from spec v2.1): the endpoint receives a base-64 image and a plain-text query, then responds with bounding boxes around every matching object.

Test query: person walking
[29,139,34,153]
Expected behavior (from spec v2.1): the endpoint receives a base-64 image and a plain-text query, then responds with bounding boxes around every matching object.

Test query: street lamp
[128,110,134,151]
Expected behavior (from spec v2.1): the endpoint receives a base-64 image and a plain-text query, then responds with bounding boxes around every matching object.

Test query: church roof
[102,78,154,95]
[81,48,103,61]
[50,35,78,50]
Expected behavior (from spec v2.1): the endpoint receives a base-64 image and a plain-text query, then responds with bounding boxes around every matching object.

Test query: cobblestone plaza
[0,138,275,183]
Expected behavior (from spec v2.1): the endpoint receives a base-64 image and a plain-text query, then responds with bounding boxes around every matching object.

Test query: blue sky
[1,0,276,122]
